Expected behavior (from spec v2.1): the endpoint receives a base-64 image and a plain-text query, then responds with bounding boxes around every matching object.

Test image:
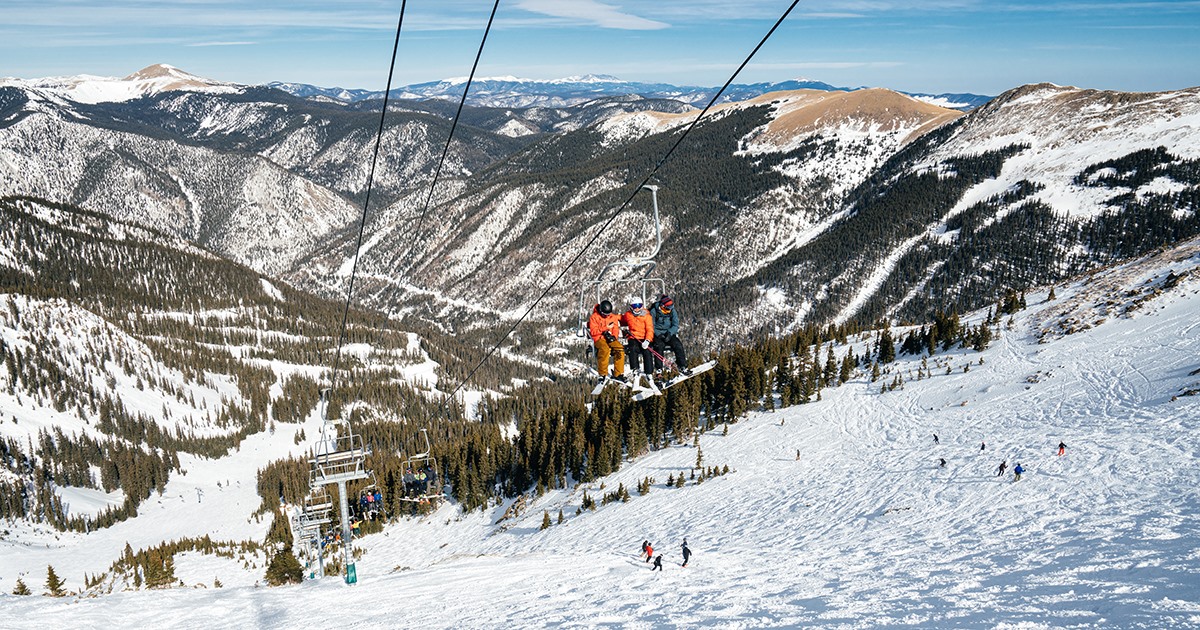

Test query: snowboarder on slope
[681,541,692,567]
[650,294,691,376]
[652,554,663,571]
[1013,463,1024,481]
[588,300,625,382]
[1058,441,1066,456]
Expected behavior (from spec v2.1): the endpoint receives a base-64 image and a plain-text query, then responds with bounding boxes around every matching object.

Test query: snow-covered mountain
[2,219,1198,627]
[270,74,994,111]
[2,66,1198,351]
[0,64,240,105]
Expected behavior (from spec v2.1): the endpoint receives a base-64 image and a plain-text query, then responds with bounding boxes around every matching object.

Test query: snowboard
[631,360,717,400]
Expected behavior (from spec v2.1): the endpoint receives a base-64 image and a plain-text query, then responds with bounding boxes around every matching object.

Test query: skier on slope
[588,300,625,382]
[681,540,692,567]
[980,441,986,452]
[641,540,650,561]
[645,542,654,562]
[939,457,947,468]
[933,433,939,445]
[1013,463,1024,481]
[652,554,664,571]
[997,460,1007,477]
[621,297,655,377]
[1058,441,1066,456]
[650,294,692,376]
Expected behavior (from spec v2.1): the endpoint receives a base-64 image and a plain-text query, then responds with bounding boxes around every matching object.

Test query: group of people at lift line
[589,293,692,383]
[641,539,692,571]
[933,434,1067,481]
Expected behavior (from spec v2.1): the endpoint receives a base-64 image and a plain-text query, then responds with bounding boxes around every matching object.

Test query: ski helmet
[658,294,673,308]
[599,300,613,314]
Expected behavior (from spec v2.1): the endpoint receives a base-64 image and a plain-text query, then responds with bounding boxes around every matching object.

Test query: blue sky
[2,0,1198,95]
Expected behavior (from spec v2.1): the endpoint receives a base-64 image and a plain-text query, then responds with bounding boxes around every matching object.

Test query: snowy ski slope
[2,238,1200,628]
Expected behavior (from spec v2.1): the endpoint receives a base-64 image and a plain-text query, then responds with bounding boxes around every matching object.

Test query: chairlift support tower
[308,389,371,584]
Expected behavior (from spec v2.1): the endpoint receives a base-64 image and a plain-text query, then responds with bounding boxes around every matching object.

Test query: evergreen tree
[12,577,31,595]
[541,510,551,530]
[265,546,303,586]
[45,565,65,597]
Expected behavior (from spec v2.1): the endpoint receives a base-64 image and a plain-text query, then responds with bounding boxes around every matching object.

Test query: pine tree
[556,509,564,524]
[541,510,551,530]
[264,547,303,586]
[45,565,65,597]
[12,577,31,595]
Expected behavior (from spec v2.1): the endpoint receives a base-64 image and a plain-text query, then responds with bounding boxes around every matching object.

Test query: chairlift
[355,471,386,521]
[397,428,445,504]
[309,393,370,487]
[576,185,667,339]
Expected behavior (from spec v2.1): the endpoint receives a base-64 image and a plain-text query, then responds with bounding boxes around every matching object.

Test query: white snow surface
[3,240,1200,627]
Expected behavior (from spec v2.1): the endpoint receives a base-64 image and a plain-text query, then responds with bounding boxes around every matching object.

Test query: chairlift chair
[576,185,668,342]
[397,429,445,504]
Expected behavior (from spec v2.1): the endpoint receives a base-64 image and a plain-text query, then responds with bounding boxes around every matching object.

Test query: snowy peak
[0,64,240,104]
[748,88,964,147]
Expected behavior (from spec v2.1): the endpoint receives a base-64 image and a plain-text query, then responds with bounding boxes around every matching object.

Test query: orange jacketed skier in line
[588,300,624,382]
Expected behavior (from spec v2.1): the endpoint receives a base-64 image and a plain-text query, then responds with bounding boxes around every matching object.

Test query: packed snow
[2,239,1200,628]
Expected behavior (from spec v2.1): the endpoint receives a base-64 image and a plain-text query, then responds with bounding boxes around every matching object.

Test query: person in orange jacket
[588,300,625,381]
[621,297,655,376]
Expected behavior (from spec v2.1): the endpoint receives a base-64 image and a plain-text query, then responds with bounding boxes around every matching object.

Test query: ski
[659,360,717,390]
[590,375,635,396]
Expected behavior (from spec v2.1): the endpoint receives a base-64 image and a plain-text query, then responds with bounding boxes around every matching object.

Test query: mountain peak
[123,63,188,81]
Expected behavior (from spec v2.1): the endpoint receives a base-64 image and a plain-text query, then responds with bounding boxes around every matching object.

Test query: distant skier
[997,460,1007,477]
[1013,463,1024,481]
[645,542,654,562]
[641,540,650,561]
[980,441,986,452]
[1058,441,1066,456]
[652,554,663,571]
[933,433,939,445]
[681,540,692,567]
[939,457,947,468]
[796,449,801,461]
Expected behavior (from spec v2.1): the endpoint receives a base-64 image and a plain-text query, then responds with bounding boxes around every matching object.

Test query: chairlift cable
[444,0,803,402]
[328,1,408,396]
[332,0,501,410]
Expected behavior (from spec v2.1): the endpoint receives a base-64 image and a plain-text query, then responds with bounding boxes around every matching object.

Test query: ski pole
[644,341,680,371]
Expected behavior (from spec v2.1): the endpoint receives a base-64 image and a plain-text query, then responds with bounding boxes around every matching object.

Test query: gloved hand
[659,332,671,343]
[602,332,616,342]
[641,340,650,349]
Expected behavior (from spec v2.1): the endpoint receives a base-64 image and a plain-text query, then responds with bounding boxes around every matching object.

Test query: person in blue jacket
[1013,463,1025,481]
[650,294,691,375]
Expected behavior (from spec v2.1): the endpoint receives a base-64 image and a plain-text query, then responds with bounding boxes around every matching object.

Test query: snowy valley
[2,222,1198,627]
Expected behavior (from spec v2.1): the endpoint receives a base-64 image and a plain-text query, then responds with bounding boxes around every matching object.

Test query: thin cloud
[516,0,669,30]
[187,41,256,47]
